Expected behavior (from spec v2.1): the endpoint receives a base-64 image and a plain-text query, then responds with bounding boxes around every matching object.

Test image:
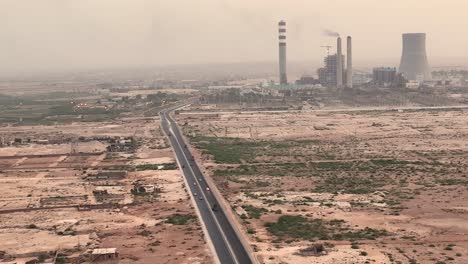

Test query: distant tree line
[200,88,274,104]
[147,92,179,107]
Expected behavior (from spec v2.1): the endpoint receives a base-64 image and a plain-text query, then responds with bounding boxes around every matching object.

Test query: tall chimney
[346,36,353,88]
[278,20,288,85]
[336,37,343,88]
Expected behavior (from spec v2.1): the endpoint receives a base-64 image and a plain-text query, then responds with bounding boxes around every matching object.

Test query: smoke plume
[323,29,340,37]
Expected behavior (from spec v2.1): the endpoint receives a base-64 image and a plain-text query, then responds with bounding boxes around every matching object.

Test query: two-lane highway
[160,107,252,264]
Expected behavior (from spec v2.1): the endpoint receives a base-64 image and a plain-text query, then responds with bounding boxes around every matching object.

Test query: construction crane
[320,45,332,56]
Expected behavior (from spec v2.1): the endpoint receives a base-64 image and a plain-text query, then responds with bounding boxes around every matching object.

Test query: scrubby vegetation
[136,163,178,171]
[166,214,196,225]
[191,136,316,164]
[313,175,388,194]
[214,163,309,177]
[265,215,389,241]
[242,205,269,219]
[190,137,259,163]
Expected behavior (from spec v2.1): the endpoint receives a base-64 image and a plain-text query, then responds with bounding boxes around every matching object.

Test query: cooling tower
[336,37,343,88]
[399,33,431,81]
[278,20,288,85]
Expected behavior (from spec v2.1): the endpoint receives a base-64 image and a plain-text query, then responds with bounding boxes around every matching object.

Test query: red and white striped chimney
[278,20,287,85]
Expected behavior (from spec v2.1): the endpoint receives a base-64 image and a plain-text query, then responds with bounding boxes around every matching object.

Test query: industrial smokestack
[278,20,288,85]
[399,33,431,81]
[346,36,353,88]
[336,37,343,88]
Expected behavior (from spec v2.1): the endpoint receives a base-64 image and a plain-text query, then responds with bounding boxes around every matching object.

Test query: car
[211,204,218,211]
[206,187,210,192]
[199,196,203,200]
[182,165,185,169]
[193,193,197,196]
[193,182,197,186]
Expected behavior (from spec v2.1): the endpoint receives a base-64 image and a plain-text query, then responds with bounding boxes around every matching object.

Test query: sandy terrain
[0,118,212,263]
[0,141,106,156]
[177,107,468,264]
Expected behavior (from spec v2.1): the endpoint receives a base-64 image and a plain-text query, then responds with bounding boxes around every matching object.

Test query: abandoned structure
[90,248,119,261]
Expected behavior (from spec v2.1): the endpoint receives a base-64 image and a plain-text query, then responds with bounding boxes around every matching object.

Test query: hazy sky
[1,0,468,74]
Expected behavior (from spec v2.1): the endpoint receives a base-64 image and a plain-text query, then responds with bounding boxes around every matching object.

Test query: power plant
[399,33,431,81]
[317,53,345,87]
[278,20,288,85]
[317,36,351,88]
[273,23,433,89]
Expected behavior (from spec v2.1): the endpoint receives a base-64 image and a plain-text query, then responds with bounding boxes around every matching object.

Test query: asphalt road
[160,108,252,264]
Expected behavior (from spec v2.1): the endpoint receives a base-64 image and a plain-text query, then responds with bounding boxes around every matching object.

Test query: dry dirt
[177,107,468,264]
[0,118,212,264]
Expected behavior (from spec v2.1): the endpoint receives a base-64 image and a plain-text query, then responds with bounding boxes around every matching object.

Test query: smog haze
[2,0,468,74]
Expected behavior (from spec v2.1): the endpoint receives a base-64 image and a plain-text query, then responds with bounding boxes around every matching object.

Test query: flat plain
[177,106,468,264]
[0,84,211,264]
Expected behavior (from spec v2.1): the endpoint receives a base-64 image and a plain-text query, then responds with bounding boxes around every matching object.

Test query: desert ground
[176,106,468,264]
[0,87,212,264]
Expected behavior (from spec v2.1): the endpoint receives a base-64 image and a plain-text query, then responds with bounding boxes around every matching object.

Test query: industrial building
[295,76,320,85]
[318,54,345,87]
[373,67,397,86]
[317,36,353,88]
[372,67,408,88]
[399,33,431,81]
